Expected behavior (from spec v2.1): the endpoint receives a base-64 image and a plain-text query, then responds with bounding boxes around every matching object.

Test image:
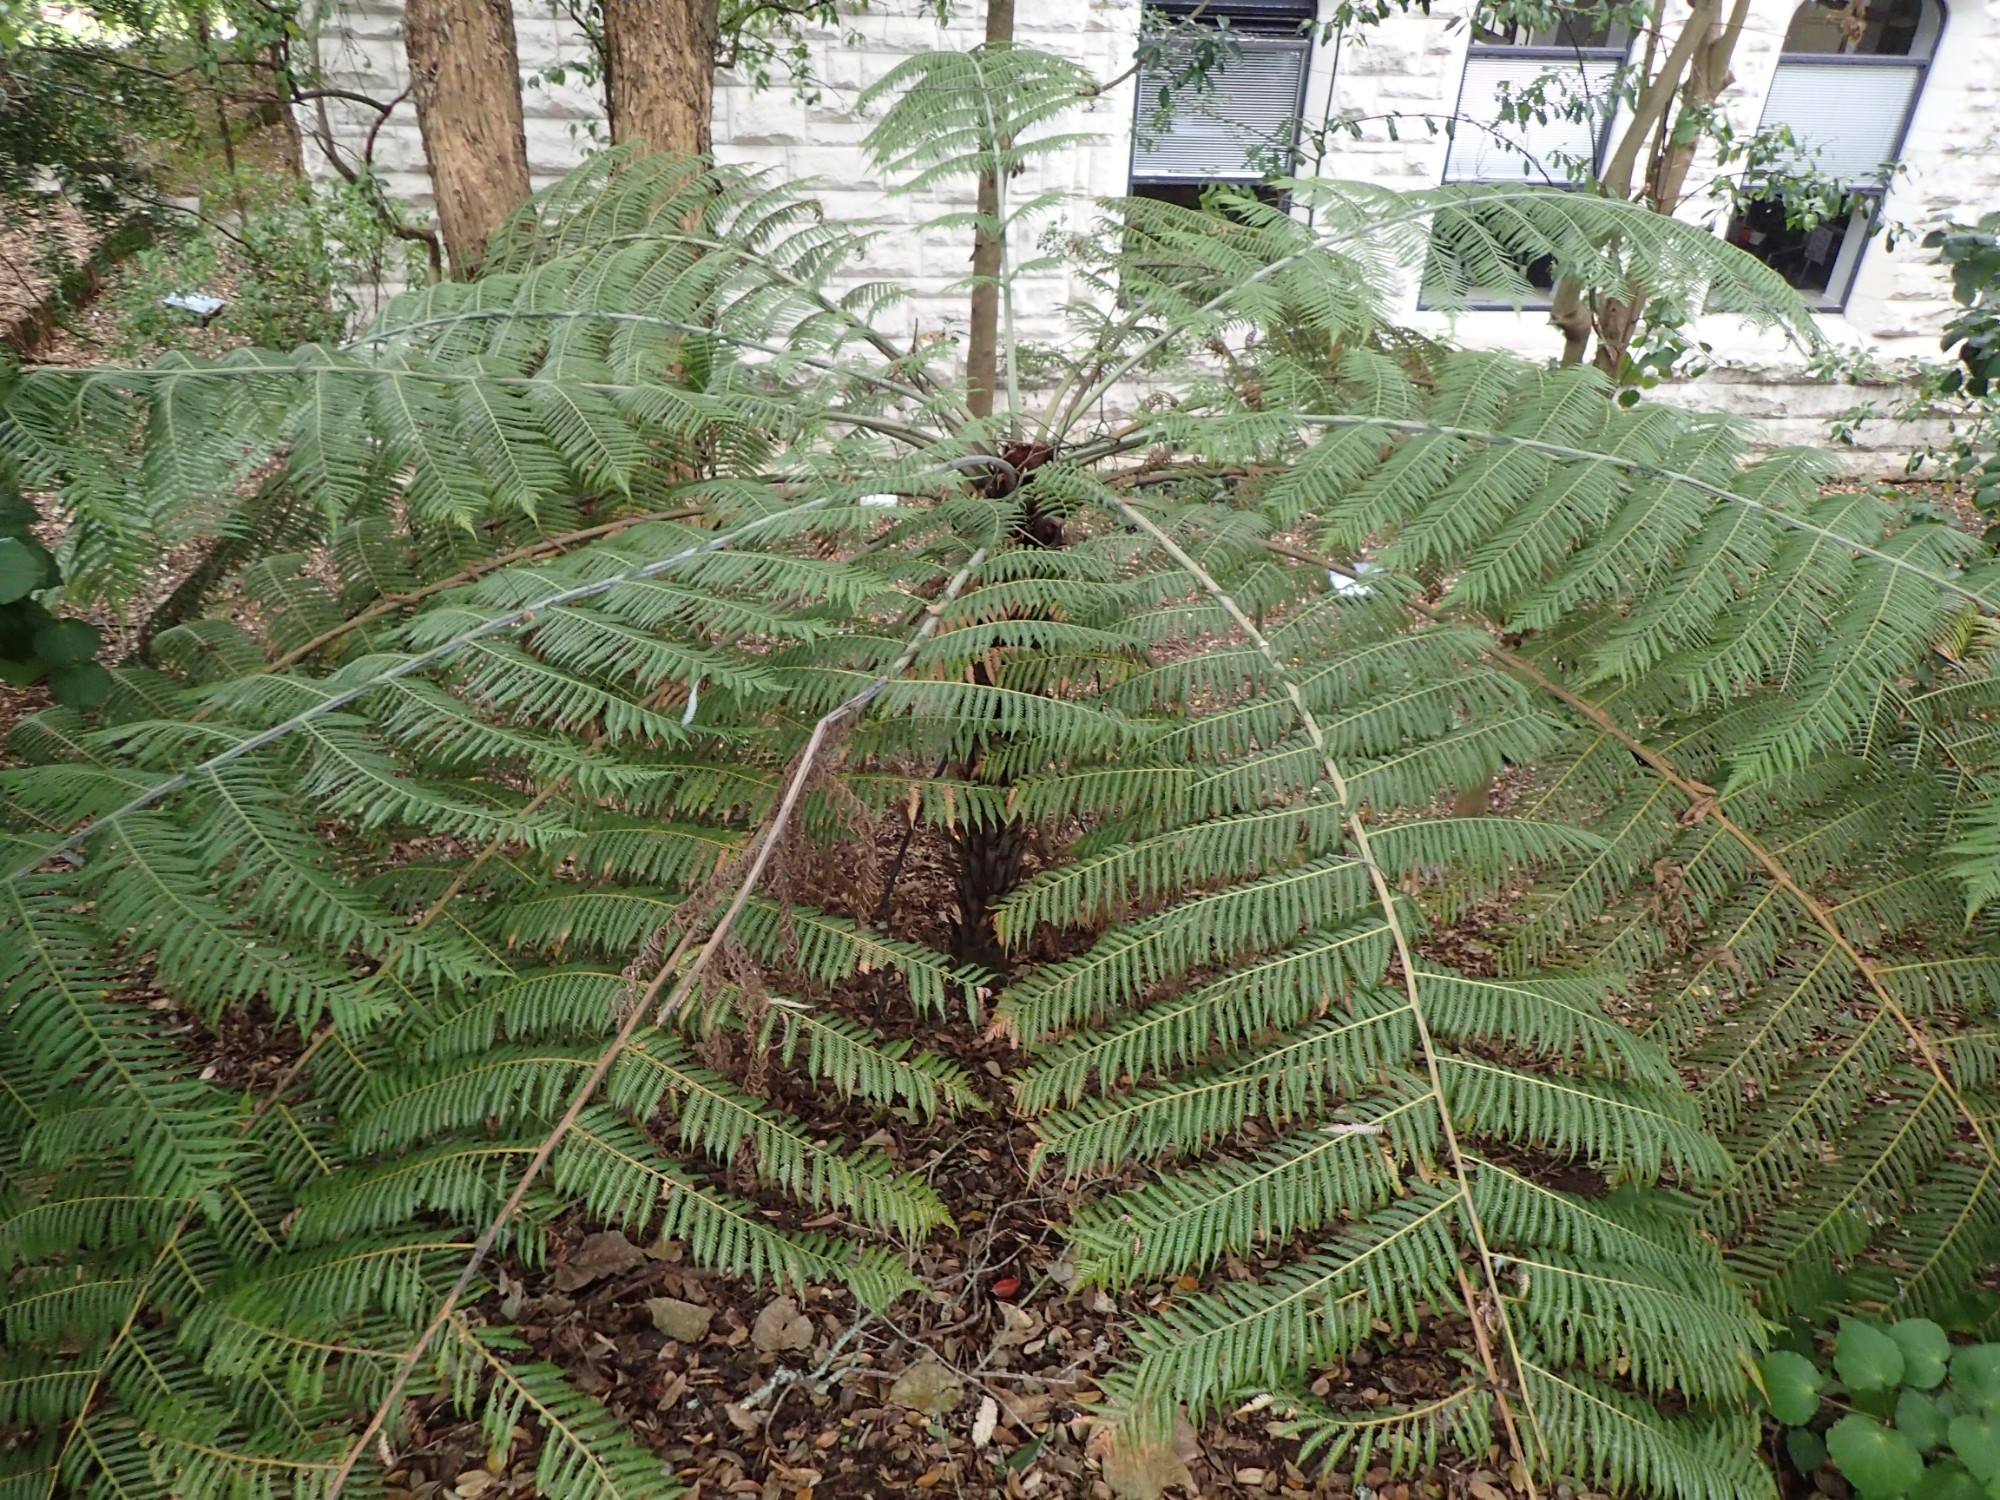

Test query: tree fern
[3,39,1989,1500]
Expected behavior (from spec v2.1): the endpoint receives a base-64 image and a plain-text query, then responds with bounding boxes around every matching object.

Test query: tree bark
[964,0,1016,420]
[404,0,532,278]
[602,0,720,155]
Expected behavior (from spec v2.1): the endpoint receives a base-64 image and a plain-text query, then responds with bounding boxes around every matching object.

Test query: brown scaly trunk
[404,0,532,278]
[949,445,1059,975]
[964,0,1016,421]
[1589,0,1755,378]
[602,0,721,155]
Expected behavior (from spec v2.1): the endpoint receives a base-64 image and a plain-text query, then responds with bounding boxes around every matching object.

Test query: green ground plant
[1757,1318,2000,1500]
[2,37,1998,1500]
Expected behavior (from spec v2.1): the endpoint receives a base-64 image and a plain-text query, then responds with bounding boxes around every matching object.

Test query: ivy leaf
[1839,1322,1908,1393]
[1827,1415,1924,1500]
[1761,1350,1826,1425]
[1892,1320,1953,1390]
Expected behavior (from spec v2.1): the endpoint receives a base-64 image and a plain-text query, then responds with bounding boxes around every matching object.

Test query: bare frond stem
[1108,496,1544,1493]
[323,542,990,1500]
[261,507,705,675]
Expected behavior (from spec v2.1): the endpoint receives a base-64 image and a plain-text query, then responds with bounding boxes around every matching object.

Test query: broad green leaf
[33,618,102,668]
[1955,1347,2000,1411]
[1900,1388,1947,1453]
[1827,1415,1924,1500]
[1789,1427,1830,1474]
[48,660,114,710]
[0,536,41,602]
[1840,1322,1908,1393]
[1761,1350,1826,1425]
[1893,1320,1953,1390]
[1947,1413,2000,1484]
[1911,1460,1982,1500]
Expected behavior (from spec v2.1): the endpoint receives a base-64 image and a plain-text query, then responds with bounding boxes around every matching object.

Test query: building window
[1726,0,1942,308]
[1423,8,1629,309]
[1440,10,1629,187]
[1128,0,1314,201]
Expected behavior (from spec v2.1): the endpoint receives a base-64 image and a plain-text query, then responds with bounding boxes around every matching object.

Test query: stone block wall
[295,0,2000,467]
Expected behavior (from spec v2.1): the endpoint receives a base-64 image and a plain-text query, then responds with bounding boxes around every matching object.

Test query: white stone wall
[297,0,2000,464]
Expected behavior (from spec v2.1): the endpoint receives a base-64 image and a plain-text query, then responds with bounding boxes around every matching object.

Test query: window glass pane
[1756,58,1921,181]
[1725,195,1873,305]
[1131,33,1310,182]
[1472,4,1624,48]
[1780,0,1929,56]
[1442,55,1621,181]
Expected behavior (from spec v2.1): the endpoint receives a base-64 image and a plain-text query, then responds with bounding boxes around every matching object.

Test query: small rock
[751,1295,814,1354]
[887,1360,962,1415]
[552,1230,644,1292]
[646,1296,713,1343]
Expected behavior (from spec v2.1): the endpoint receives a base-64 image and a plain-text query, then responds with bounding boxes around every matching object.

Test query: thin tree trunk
[1584,0,1754,376]
[1549,0,1722,366]
[404,0,532,278]
[965,0,1016,420]
[602,0,720,155]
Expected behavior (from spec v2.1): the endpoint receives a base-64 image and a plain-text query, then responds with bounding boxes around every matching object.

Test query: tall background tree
[602,0,720,154]
[402,0,533,275]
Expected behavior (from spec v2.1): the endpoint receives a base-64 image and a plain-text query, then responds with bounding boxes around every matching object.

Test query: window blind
[1130,35,1310,181]
[1758,59,1922,183]
[1442,54,1621,183]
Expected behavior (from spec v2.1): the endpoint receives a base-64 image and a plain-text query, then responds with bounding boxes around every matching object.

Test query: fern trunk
[964,0,1016,420]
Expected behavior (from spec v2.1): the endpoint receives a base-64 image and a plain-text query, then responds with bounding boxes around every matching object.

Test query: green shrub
[1758,1317,2000,1500]
[1,49,1995,1500]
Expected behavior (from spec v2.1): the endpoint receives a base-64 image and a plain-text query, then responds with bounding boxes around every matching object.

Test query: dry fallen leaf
[751,1295,814,1354]
[551,1230,644,1292]
[971,1394,999,1448]
[1101,1440,1195,1500]
[645,1296,712,1343]
[887,1360,962,1415]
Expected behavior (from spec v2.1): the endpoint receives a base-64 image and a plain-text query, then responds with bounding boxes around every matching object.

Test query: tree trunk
[964,0,1016,420]
[1585,0,1753,377]
[1548,0,1724,367]
[602,0,720,155]
[404,0,532,278]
